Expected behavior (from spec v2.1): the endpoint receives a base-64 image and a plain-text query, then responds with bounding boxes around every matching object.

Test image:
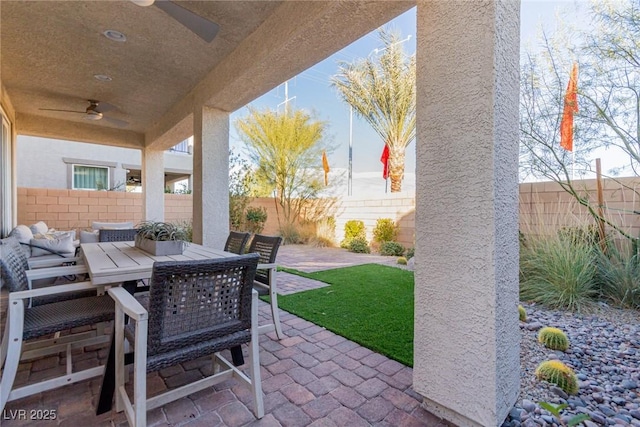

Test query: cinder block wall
[333,194,415,248]
[16,188,192,233]
[520,178,640,238]
[16,176,640,245]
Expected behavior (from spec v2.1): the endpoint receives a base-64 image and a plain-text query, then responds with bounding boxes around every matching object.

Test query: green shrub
[518,305,527,322]
[341,220,366,248]
[380,241,405,256]
[519,234,598,312]
[519,230,527,248]
[595,248,640,309]
[348,237,370,254]
[406,247,415,260]
[373,218,397,243]
[535,360,579,395]
[397,257,407,265]
[538,327,569,351]
[557,225,600,248]
[245,206,267,234]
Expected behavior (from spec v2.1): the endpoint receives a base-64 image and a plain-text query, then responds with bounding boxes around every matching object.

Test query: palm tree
[332,28,416,192]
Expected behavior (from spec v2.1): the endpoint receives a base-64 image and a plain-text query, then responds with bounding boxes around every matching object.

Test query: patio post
[141,147,164,222]
[192,106,229,248]
[413,1,520,426]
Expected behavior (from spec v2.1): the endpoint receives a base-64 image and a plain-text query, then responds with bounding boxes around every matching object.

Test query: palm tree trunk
[388,147,405,192]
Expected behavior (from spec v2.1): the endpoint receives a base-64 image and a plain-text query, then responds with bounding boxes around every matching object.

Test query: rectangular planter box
[135,236,185,256]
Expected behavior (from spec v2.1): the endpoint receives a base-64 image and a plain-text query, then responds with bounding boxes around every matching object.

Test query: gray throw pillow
[30,233,75,257]
[9,225,33,258]
[80,230,99,244]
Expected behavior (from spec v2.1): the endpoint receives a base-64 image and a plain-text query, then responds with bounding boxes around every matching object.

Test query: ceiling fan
[131,0,219,43]
[40,100,129,128]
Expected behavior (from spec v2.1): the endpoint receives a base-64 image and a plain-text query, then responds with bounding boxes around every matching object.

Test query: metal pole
[348,106,353,196]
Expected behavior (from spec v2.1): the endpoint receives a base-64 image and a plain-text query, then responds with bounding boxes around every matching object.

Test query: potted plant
[134,221,189,256]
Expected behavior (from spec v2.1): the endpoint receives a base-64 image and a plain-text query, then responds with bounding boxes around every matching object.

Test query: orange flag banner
[322,151,330,186]
[560,63,579,152]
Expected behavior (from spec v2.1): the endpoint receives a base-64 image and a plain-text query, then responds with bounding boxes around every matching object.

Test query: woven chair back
[0,236,30,292]
[146,253,259,357]
[246,234,282,286]
[98,229,139,242]
[224,231,250,255]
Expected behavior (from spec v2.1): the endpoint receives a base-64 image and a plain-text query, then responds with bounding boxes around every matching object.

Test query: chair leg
[269,270,284,340]
[0,315,10,369]
[0,299,25,412]
[248,291,264,419]
[133,318,148,427]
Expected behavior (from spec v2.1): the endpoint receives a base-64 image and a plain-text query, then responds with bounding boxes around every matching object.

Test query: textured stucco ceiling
[0,1,413,149]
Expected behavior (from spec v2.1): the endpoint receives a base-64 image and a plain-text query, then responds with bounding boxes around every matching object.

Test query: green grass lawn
[274,264,414,366]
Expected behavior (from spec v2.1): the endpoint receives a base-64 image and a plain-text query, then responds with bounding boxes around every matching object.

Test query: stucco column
[192,106,229,248]
[141,147,164,221]
[413,2,520,426]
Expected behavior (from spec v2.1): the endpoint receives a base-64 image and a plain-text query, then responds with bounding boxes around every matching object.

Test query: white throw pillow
[91,221,134,230]
[80,230,100,244]
[29,221,49,235]
[9,225,33,258]
[30,233,75,257]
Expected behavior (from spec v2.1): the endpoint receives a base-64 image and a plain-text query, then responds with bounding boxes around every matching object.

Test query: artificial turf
[273,264,414,366]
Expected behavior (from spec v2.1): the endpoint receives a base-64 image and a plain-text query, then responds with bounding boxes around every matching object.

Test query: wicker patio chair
[0,237,114,412]
[0,236,93,306]
[223,231,251,255]
[108,254,264,426]
[98,228,139,242]
[98,228,149,292]
[246,234,284,339]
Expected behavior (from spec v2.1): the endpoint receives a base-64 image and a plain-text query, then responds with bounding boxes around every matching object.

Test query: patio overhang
[1,1,413,151]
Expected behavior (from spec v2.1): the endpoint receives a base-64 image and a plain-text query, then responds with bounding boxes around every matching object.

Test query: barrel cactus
[535,360,579,395]
[518,305,527,322]
[538,327,569,351]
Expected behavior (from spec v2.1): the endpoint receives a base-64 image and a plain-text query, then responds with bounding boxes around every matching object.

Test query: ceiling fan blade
[154,0,219,43]
[39,108,85,114]
[93,102,116,114]
[103,116,129,128]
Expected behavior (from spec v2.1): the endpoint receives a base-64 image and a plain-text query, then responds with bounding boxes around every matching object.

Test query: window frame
[71,163,111,191]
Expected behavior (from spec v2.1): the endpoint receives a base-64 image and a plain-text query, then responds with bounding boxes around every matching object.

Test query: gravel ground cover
[503,303,640,427]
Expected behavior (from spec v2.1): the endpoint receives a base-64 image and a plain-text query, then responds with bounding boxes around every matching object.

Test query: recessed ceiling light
[103,30,126,42]
[94,74,112,82]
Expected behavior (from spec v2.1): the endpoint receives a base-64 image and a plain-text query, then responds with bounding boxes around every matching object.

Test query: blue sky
[230,1,602,178]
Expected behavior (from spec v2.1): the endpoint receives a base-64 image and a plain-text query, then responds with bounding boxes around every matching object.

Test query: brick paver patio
[2,246,447,427]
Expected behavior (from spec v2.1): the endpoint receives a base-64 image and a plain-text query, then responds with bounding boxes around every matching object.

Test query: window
[73,165,109,190]
[167,138,192,154]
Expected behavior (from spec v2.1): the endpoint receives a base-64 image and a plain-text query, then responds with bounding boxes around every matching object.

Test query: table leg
[96,280,138,415]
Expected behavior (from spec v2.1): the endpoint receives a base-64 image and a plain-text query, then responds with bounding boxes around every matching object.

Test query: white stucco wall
[16,135,192,189]
[192,107,229,248]
[413,1,520,426]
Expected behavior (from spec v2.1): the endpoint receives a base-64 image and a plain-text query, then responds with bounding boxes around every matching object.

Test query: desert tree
[235,107,330,229]
[332,28,415,193]
[519,0,640,241]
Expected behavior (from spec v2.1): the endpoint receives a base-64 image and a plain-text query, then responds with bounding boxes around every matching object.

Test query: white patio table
[81,241,237,286]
